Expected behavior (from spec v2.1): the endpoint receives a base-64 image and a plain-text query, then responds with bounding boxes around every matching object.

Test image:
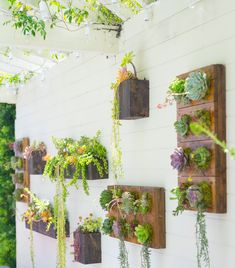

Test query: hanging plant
[135,224,152,268]
[157,71,208,109]
[171,179,212,267]
[22,189,54,268]
[43,131,108,268]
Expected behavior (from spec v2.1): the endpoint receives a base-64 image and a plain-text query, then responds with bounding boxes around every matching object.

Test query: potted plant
[23,141,47,174]
[171,179,212,267]
[11,172,24,184]
[43,131,107,268]
[73,214,102,264]
[11,156,23,170]
[115,52,149,120]
[157,71,208,109]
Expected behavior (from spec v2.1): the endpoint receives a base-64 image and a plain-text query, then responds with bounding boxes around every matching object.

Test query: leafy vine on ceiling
[4,0,143,39]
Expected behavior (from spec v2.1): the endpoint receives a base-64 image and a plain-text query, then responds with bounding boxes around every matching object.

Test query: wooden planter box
[118,79,149,120]
[73,231,101,264]
[65,162,108,180]
[28,150,46,175]
[107,185,166,249]
[25,220,70,239]
[177,64,226,213]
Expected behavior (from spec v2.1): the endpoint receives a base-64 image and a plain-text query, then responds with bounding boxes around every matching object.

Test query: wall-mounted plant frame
[107,185,165,249]
[25,220,70,239]
[177,64,226,213]
[14,137,30,203]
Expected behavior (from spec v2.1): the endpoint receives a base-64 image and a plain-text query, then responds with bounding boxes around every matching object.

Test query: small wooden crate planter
[118,79,149,120]
[28,150,47,175]
[14,138,30,203]
[107,185,166,249]
[65,162,108,180]
[25,220,70,239]
[73,231,101,264]
[177,64,226,213]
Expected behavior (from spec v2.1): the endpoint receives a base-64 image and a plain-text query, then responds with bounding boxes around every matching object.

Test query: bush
[0,103,16,267]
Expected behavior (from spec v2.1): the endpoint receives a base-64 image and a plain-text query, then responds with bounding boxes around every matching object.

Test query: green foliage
[102,216,114,235]
[190,122,235,159]
[171,179,212,215]
[185,72,208,101]
[169,78,187,103]
[196,210,210,268]
[138,192,152,215]
[0,103,16,268]
[10,156,23,170]
[119,238,130,268]
[191,147,211,170]
[174,114,191,137]
[140,244,151,268]
[120,51,135,67]
[195,109,211,129]
[120,191,136,214]
[77,214,102,233]
[14,188,25,201]
[0,71,34,88]
[99,189,113,210]
[11,173,24,184]
[135,224,152,245]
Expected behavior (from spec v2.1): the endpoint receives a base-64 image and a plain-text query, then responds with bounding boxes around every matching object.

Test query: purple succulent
[170,147,188,171]
[112,220,121,237]
[186,185,203,208]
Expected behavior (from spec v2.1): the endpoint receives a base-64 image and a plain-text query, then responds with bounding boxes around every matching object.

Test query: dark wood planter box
[118,78,149,120]
[25,220,70,238]
[65,162,108,180]
[73,231,101,264]
[28,151,46,175]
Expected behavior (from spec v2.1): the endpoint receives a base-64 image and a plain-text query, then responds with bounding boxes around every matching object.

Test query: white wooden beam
[0,16,120,54]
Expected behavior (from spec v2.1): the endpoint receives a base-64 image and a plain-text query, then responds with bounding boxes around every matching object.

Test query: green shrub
[0,103,16,268]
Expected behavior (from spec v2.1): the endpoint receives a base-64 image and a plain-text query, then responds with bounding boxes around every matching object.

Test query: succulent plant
[169,78,188,103]
[185,71,208,101]
[11,156,23,170]
[170,147,188,171]
[135,224,152,245]
[102,217,114,235]
[13,140,23,156]
[11,173,24,184]
[138,192,152,215]
[14,188,25,201]
[174,114,191,136]
[191,147,211,170]
[195,109,211,129]
[186,185,203,209]
[99,189,113,210]
[120,191,136,214]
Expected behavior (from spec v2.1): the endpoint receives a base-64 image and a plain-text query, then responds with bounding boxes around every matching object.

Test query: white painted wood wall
[15,0,235,267]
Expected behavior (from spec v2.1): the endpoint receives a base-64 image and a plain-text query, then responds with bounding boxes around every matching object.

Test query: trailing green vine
[0,71,34,89]
[171,179,211,267]
[5,0,140,39]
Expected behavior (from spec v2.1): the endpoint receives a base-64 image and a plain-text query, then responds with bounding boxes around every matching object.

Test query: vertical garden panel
[176,64,226,213]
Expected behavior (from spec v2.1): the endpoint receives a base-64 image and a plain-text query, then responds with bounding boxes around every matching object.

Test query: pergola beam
[0,16,120,54]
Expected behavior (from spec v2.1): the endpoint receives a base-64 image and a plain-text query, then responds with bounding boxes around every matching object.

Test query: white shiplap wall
[16,0,235,267]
